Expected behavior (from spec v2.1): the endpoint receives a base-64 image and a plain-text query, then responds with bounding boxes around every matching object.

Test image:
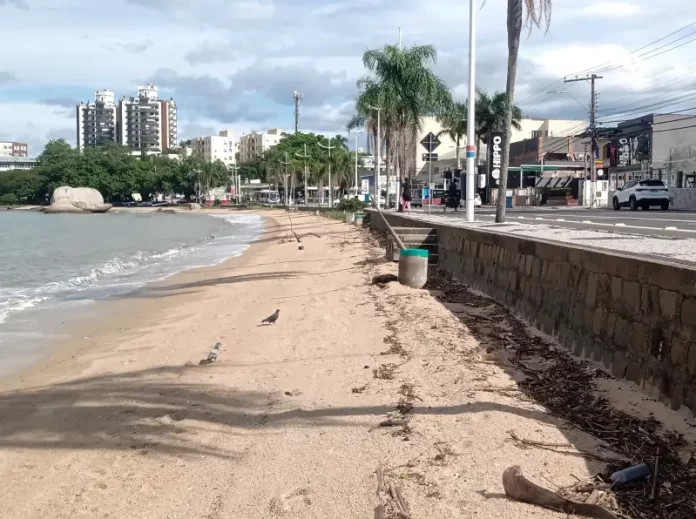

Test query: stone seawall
[368,210,696,413]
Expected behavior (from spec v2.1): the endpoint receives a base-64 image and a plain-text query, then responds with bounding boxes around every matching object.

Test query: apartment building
[191,130,238,166]
[0,156,37,172]
[0,141,28,157]
[238,128,284,163]
[512,118,588,143]
[117,84,178,154]
[76,90,118,151]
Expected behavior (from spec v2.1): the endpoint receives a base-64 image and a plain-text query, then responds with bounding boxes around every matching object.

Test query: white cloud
[580,2,642,17]
[2,0,696,154]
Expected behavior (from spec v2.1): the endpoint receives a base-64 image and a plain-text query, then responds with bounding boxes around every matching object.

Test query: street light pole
[295,144,309,206]
[279,152,291,206]
[465,0,477,223]
[318,137,335,207]
[351,129,363,196]
[369,105,382,207]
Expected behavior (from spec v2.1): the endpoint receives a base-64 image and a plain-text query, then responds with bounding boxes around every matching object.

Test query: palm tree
[437,102,468,170]
[476,90,523,162]
[495,0,552,222]
[351,44,452,207]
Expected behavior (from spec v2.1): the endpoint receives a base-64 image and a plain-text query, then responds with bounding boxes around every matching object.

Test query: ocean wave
[0,213,263,324]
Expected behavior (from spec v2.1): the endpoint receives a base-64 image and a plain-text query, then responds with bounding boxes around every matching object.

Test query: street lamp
[350,129,363,197]
[368,105,381,207]
[318,137,335,207]
[547,90,589,113]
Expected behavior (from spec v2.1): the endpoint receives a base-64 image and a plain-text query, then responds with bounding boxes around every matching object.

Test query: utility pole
[351,129,363,196]
[293,91,303,134]
[564,74,602,208]
[295,144,309,206]
[279,152,291,206]
[465,0,477,222]
[318,137,335,207]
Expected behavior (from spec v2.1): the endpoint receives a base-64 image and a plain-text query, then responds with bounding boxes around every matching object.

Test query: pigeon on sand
[199,342,222,365]
[261,309,280,325]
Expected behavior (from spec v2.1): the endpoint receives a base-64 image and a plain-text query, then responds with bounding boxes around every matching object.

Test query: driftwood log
[502,466,617,519]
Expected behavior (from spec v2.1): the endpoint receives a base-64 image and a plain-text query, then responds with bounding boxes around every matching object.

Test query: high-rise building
[191,130,238,166]
[238,128,284,163]
[0,141,28,157]
[76,90,118,151]
[117,84,177,154]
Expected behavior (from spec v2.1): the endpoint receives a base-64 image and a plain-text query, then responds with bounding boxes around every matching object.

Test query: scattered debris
[352,384,369,394]
[502,465,617,519]
[398,383,421,401]
[375,465,411,519]
[425,268,696,519]
[379,419,408,428]
[298,245,304,250]
[373,363,398,380]
[508,431,618,463]
[372,273,398,285]
[293,231,322,243]
[396,399,414,415]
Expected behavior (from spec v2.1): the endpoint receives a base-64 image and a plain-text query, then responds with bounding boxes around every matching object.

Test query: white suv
[612,179,669,211]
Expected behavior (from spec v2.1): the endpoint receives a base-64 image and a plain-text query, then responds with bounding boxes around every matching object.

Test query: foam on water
[0,212,263,325]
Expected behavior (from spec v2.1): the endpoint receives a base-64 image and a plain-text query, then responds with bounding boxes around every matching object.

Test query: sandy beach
[1,210,694,518]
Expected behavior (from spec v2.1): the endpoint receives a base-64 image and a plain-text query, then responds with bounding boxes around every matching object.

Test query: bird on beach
[261,309,280,325]
[199,342,222,365]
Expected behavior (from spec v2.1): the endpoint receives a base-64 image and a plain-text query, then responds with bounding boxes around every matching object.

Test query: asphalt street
[411,206,696,239]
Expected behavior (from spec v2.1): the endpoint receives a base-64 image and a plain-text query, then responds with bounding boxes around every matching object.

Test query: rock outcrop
[44,186,112,214]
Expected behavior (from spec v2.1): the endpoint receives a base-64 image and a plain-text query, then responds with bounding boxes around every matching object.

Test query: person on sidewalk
[401,181,412,214]
[444,180,459,212]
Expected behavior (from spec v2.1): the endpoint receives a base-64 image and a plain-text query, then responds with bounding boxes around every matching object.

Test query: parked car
[612,179,669,211]
[410,189,423,208]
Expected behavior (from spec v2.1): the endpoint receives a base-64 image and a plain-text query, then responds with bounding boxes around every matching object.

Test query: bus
[252,189,281,205]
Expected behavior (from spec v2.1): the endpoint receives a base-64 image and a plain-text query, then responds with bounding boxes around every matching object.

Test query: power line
[598,91,696,121]
[595,29,696,74]
[517,21,696,108]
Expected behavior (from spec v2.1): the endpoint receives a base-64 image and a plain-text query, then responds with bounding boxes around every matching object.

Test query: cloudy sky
[1,0,695,155]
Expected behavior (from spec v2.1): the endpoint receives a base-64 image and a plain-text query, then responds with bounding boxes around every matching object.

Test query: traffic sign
[420,132,441,152]
[422,152,438,162]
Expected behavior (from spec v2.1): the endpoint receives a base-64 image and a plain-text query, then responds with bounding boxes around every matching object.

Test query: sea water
[0,210,263,374]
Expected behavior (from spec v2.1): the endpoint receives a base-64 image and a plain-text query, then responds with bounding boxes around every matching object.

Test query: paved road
[411,206,696,239]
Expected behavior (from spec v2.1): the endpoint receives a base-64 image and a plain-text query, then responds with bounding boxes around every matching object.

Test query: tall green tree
[476,90,523,163]
[351,44,453,207]
[437,101,468,170]
[496,0,551,222]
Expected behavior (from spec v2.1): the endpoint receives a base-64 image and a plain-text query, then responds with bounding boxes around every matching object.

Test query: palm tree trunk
[385,132,391,208]
[455,136,461,170]
[495,0,523,223]
[475,133,481,169]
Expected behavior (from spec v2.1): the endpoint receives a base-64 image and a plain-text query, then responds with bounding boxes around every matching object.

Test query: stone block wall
[368,210,696,413]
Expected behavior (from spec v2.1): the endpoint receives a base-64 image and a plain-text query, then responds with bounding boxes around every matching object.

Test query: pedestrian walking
[401,181,412,214]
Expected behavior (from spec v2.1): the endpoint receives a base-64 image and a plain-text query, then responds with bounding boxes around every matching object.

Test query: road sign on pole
[421,153,439,162]
[420,132,441,153]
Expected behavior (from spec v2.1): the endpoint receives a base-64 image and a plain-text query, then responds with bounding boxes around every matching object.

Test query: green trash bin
[398,248,429,289]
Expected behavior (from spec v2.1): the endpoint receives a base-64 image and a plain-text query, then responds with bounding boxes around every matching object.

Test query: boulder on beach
[44,186,112,214]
